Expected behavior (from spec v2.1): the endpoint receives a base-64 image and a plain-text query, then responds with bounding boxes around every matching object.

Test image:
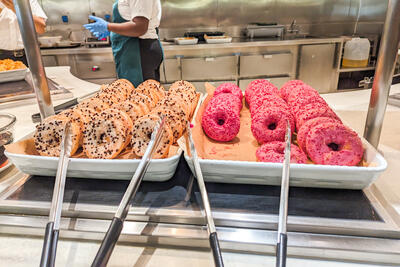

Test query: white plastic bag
[342,38,371,68]
[0,4,24,51]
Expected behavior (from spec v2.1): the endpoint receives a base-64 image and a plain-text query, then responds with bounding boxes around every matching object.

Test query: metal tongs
[40,122,73,267]
[187,122,224,267]
[276,121,291,267]
[91,117,165,267]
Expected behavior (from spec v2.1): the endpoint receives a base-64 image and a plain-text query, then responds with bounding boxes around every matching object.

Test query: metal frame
[0,214,399,265]
[0,168,399,264]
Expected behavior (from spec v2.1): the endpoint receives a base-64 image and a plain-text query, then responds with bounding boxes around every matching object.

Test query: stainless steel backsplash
[39,0,388,40]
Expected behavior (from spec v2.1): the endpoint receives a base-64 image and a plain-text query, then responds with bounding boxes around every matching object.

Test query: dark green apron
[111,2,143,87]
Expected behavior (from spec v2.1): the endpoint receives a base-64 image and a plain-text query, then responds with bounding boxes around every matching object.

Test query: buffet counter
[1,67,400,266]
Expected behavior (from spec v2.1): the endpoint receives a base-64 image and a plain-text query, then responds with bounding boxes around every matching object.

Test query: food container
[5,92,203,180]
[342,37,371,68]
[245,24,285,38]
[38,36,63,47]
[5,145,182,181]
[204,35,232,44]
[0,68,27,83]
[184,92,387,190]
[174,37,198,45]
[0,113,16,171]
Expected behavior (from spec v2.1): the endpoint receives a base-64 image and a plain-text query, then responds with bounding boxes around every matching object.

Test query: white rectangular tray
[174,37,198,45]
[0,68,27,83]
[5,149,182,181]
[184,138,387,190]
[205,36,232,44]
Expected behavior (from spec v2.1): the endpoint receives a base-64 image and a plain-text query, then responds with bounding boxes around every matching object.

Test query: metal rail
[13,0,54,119]
[364,0,400,148]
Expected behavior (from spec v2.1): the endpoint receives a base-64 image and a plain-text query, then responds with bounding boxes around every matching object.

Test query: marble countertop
[1,67,399,266]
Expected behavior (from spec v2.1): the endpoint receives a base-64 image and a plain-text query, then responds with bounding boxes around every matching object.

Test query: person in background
[84,0,163,87]
[0,0,47,65]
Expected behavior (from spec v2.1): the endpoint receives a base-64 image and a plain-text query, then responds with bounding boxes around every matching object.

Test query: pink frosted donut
[214,83,243,101]
[248,84,280,104]
[289,92,327,118]
[250,94,289,117]
[306,122,364,166]
[201,105,240,142]
[256,141,308,164]
[209,93,242,113]
[280,80,306,102]
[292,101,328,119]
[296,105,339,130]
[245,79,275,103]
[297,117,341,152]
[251,107,295,144]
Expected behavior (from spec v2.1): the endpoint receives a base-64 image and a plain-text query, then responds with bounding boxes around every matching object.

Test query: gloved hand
[84,15,110,40]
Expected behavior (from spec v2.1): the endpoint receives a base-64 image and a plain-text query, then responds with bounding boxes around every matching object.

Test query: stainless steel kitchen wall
[39,0,388,39]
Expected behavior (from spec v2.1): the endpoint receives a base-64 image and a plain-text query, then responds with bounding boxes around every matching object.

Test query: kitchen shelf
[338,66,376,73]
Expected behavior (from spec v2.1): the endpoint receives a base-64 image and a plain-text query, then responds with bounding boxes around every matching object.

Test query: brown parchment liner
[191,83,371,167]
[5,93,201,160]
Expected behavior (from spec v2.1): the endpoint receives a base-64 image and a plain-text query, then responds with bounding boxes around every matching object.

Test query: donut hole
[99,133,106,143]
[328,142,340,151]
[215,114,227,126]
[268,123,277,130]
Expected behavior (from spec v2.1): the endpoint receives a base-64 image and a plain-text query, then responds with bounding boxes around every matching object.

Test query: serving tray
[183,88,387,190]
[5,148,181,181]
[0,68,27,83]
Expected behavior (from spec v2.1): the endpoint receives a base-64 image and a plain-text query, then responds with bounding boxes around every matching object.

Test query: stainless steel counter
[40,37,344,55]
[40,37,344,91]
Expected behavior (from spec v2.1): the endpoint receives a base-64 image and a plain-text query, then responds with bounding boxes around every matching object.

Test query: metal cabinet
[240,52,293,77]
[239,77,290,90]
[182,55,237,81]
[298,44,336,93]
[72,54,116,80]
[160,58,180,83]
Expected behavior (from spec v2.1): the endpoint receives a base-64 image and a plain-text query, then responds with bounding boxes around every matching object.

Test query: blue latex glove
[84,15,110,40]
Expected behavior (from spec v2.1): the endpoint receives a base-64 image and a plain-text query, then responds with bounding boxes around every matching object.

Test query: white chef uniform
[0,0,47,51]
[117,0,161,39]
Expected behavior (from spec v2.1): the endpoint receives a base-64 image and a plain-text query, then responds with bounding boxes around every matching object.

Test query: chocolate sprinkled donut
[34,115,81,157]
[131,114,173,159]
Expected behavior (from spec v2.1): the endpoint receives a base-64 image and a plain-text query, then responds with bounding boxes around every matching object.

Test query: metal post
[13,0,54,119]
[364,0,400,148]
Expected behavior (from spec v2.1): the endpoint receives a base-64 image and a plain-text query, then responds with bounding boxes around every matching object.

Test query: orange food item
[0,59,27,72]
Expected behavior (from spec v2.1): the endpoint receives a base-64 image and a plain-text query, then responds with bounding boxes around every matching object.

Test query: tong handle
[40,222,55,267]
[209,232,224,267]
[91,217,123,267]
[276,233,287,267]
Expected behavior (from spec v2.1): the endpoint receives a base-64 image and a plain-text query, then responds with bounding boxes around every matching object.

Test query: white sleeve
[0,5,24,50]
[30,0,47,20]
[129,0,153,20]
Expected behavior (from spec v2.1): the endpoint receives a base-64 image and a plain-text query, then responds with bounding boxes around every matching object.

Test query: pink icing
[297,117,341,152]
[256,141,307,164]
[214,83,243,101]
[251,107,295,144]
[280,80,306,102]
[249,94,289,117]
[208,93,242,114]
[245,79,275,103]
[201,104,240,142]
[296,105,339,130]
[306,122,364,166]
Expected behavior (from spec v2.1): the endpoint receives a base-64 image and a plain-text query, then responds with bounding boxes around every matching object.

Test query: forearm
[33,15,45,34]
[108,21,146,37]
